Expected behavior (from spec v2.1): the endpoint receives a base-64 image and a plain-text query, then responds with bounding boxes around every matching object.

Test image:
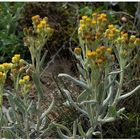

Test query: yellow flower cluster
[0,63,13,71]
[0,54,25,84]
[78,13,108,42]
[0,62,11,83]
[105,25,140,47]
[86,46,114,66]
[12,54,21,63]
[19,75,32,94]
[10,54,26,77]
[0,62,12,84]
[104,24,120,40]
[115,32,129,44]
[121,33,139,58]
[117,33,140,58]
[19,75,30,85]
[32,15,41,22]
[134,38,140,45]
[31,15,53,34]
[103,23,140,59]
[96,13,107,23]
[23,15,54,49]
[23,15,53,36]
[78,12,140,66]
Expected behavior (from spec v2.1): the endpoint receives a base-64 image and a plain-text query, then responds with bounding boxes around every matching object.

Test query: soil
[39,55,81,138]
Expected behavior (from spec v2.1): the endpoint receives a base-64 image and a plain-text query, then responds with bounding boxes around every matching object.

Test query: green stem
[102,66,109,102]
[36,94,41,134]
[24,96,29,138]
[34,73,42,135]
[113,68,124,106]
[25,112,29,138]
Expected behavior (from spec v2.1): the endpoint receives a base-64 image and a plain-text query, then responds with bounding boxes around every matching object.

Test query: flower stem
[113,68,124,106]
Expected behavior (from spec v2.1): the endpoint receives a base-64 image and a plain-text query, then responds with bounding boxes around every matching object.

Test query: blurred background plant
[0,2,27,63]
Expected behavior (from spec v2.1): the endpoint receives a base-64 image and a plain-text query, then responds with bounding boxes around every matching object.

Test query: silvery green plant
[55,13,140,138]
[0,15,54,138]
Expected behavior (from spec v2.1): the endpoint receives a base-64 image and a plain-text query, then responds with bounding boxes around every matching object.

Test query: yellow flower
[40,20,46,26]
[100,13,107,18]
[108,24,114,29]
[96,48,102,54]
[102,18,107,22]
[106,48,113,54]
[43,17,48,22]
[122,33,128,38]
[96,59,103,65]
[130,35,136,42]
[0,72,6,80]
[116,37,124,43]
[80,20,84,24]
[12,57,17,63]
[23,75,30,81]
[37,23,43,29]
[92,12,97,17]
[91,51,97,58]
[74,47,81,55]
[15,54,20,59]
[19,79,25,85]
[85,17,92,23]
[97,16,102,21]
[80,24,86,29]
[100,46,106,51]
[108,33,114,39]
[115,29,120,33]
[111,28,117,33]
[134,38,140,45]
[0,72,3,79]
[87,51,97,58]
[121,31,125,35]
[32,15,40,21]
[82,16,88,20]
[2,63,11,70]
[19,59,25,64]
[91,20,97,25]
[12,54,20,63]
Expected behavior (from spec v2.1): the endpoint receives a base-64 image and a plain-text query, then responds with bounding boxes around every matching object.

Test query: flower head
[19,79,25,85]
[23,75,30,81]
[32,15,40,21]
[12,54,21,63]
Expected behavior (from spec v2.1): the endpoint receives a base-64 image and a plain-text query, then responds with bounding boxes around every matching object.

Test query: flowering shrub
[0,16,54,138]
[56,13,140,138]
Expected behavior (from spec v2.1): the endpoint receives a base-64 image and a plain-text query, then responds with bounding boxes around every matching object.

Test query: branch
[63,89,88,115]
[58,73,90,92]
[119,84,140,100]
